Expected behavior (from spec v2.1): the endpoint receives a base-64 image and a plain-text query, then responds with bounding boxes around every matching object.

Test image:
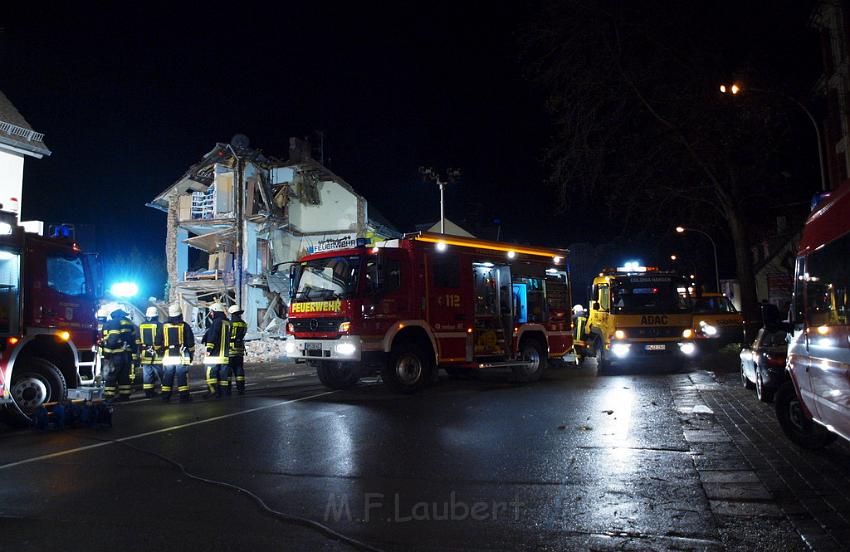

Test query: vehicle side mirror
[592,301,600,311]
[288,264,299,300]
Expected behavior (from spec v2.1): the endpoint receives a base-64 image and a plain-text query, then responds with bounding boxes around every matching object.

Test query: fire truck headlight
[614,329,626,340]
[285,340,296,355]
[699,321,718,336]
[611,343,630,358]
[679,342,696,356]
[57,330,71,341]
[338,321,351,333]
[287,322,294,333]
[335,343,356,356]
[682,328,694,339]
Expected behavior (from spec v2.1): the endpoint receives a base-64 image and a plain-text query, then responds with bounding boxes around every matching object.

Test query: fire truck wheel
[513,338,547,382]
[6,358,67,426]
[314,361,360,390]
[774,381,836,450]
[383,341,431,393]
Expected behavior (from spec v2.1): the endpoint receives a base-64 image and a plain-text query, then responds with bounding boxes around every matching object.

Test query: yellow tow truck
[690,292,744,349]
[574,263,696,371]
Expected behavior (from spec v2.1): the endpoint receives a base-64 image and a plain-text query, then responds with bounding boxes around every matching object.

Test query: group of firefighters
[98,302,248,403]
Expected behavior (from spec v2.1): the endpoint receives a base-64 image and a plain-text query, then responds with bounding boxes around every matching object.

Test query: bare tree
[521,0,807,322]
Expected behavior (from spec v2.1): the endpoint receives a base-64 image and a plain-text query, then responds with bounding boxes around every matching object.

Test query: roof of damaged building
[148,141,279,211]
[0,90,51,158]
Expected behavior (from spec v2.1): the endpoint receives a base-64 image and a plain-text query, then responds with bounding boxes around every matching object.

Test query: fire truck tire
[383,341,431,393]
[513,338,547,382]
[774,381,836,450]
[5,358,67,426]
[314,361,360,390]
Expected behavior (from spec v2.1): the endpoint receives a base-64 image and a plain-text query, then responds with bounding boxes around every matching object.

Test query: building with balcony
[148,136,399,339]
[0,90,51,221]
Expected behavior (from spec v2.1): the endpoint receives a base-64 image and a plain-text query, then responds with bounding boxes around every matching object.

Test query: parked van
[775,183,850,449]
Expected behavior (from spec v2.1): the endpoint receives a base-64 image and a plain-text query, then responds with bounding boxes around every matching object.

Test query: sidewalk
[675,366,850,551]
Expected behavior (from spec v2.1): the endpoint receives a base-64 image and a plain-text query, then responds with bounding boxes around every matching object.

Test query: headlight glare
[614,330,626,340]
[335,343,356,355]
[682,328,694,339]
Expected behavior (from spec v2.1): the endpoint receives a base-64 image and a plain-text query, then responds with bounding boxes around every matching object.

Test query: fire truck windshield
[611,277,690,314]
[295,255,362,300]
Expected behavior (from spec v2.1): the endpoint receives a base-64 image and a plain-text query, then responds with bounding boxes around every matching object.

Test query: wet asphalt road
[0,357,844,551]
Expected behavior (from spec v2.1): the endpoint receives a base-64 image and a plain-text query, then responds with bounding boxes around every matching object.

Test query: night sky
[0,2,823,289]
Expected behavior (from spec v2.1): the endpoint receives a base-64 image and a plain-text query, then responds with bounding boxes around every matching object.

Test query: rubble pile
[245,338,290,363]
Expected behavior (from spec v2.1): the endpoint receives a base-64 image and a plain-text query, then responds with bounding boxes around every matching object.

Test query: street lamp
[670,254,677,261]
[676,226,720,293]
[720,82,827,192]
[419,167,462,234]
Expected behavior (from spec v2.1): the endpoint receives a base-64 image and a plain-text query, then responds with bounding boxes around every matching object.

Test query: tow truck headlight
[614,329,626,340]
[679,342,696,356]
[338,321,351,333]
[611,343,630,358]
[335,343,356,356]
[699,320,718,336]
[682,328,694,339]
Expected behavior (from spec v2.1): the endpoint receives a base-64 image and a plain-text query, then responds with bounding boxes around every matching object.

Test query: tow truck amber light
[614,330,626,340]
[57,331,71,341]
[682,328,694,339]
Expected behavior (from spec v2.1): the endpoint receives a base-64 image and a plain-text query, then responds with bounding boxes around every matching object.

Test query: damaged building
[148,136,399,339]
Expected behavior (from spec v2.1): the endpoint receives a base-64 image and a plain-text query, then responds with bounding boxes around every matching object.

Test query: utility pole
[419,167,462,234]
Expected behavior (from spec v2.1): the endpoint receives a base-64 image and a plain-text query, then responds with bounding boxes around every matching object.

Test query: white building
[0,90,51,221]
[148,136,398,338]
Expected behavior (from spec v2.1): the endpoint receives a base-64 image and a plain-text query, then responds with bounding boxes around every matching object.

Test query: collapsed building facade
[148,136,398,339]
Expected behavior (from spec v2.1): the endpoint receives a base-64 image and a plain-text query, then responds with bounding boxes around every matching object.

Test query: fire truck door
[427,252,472,362]
[363,250,411,330]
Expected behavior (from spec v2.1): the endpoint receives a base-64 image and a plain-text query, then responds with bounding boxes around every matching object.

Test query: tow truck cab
[579,264,695,369]
[285,233,572,393]
[0,215,102,423]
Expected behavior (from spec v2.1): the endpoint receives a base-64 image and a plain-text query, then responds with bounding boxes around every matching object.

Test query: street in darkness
[2,358,849,551]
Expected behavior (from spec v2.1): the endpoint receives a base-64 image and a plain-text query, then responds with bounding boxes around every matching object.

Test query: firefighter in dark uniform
[101,308,140,401]
[227,304,248,395]
[161,304,195,402]
[202,302,231,399]
[140,306,164,398]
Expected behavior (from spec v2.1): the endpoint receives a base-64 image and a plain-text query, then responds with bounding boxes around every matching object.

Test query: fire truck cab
[0,214,102,425]
[576,264,696,371]
[285,232,572,393]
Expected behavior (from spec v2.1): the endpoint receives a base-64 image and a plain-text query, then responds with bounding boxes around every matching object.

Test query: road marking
[0,390,338,471]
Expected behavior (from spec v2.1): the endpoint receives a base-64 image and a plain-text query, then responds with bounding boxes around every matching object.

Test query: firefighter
[161,304,195,403]
[227,304,248,395]
[101,308,140,401]
[139,306,164,398]
[202,302,231,399]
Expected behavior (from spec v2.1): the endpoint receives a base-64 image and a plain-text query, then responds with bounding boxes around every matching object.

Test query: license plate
[304,342,322,351]
[645,344,666,351]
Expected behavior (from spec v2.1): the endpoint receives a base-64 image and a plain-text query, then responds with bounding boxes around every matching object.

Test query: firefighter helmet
[228,305,243,315]
[145,306,158,318]
[209,302,226,313]
[168,304,182,317]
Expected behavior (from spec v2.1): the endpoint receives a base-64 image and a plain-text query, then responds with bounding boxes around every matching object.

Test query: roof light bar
[413,232,566,260]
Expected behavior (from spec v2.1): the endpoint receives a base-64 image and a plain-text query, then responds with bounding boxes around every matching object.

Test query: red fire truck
[285,232,572,393]
[0,213,102,425]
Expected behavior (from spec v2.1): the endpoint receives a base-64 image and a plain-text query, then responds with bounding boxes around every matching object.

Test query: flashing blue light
[110,281,139,298]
